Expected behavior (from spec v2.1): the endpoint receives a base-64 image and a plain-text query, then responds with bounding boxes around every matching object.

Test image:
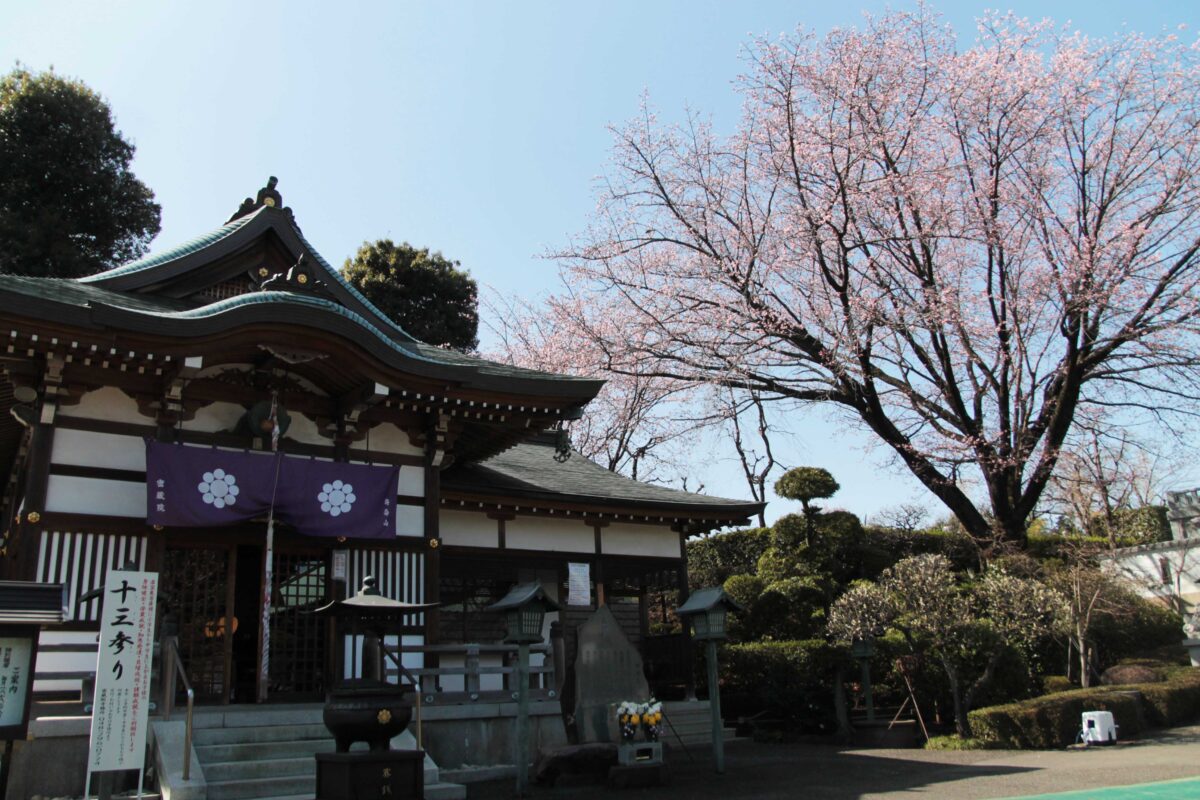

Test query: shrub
[719,639,850,727]
[1090,592,1183,669]
[859,526,978,574]
[1101,663,1165,686]
[1138,668,1200,726]
[1042,675,1074,694]
[1093,506,1171,545]
[924,734,989,750]
[688,527,771,589]
[969,669,1200,748]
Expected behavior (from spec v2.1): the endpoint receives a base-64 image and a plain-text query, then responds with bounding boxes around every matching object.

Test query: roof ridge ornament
[260,254,328,295]
[228,176,297,224]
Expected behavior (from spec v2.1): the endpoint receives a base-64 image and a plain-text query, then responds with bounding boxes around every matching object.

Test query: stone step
[192,706,325,729]
[427,782,469,800]
[193,722,331,745]
[250,779,464,800]
[207,774,315,800]
[196,737,336,763]
[203,756,315,783]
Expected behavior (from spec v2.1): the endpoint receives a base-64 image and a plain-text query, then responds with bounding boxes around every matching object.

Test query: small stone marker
[573,606,650,743]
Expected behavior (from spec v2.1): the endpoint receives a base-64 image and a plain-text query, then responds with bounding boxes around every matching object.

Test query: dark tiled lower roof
[0,275,192,313]
[443,436,762,518]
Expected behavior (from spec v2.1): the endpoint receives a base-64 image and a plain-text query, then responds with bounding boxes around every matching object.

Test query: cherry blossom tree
[482,292,695,482]
[557,9,1200,546]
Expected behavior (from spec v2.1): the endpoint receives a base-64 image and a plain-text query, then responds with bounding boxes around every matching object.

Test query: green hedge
[687,528,771,590]
[719,639,849,721]
[859,526,979,574]
[969,668,1200,748]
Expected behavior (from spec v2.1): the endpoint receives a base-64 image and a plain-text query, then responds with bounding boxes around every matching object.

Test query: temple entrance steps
[154,705,466,800]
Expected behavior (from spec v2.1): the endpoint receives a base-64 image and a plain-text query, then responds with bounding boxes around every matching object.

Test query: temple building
[0,180,758,795]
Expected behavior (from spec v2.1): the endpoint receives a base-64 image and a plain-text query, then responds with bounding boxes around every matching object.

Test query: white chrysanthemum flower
[318,479,357,516]
[197,469,239,509]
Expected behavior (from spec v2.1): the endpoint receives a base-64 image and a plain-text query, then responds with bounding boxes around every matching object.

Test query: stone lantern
[487,582,560,796]
[489,582,559,644]
[676,587,743,774]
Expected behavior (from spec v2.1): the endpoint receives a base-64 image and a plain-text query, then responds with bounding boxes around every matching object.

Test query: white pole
[258,515,274,703]
[258,442,283,703]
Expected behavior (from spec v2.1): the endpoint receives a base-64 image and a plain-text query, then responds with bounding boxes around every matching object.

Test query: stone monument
[573,605,651,743]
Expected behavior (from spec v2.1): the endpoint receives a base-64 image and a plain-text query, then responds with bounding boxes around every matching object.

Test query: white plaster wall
[396,504,424,538]
[1107,544,1200,615]
[46,475,144,518]
[343,634,424,679]
[507,516,593,554]
[50,429,145,471]
[439,510,498,548]
[33,630,102,694]
[356,422,423,458]
[398,466,424,497]
[284,411,327,445]
[602,522,681,558]
[58,386,151,425]
[188,401,245,433]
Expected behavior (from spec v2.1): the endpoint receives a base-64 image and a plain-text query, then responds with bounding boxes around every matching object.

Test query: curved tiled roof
[79,206,427,347]
[0,272,599,392]
[79,211,260,282]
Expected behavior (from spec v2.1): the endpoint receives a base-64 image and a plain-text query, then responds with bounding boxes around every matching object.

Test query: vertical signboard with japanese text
[87,570,158,772]
[0,629,37,740]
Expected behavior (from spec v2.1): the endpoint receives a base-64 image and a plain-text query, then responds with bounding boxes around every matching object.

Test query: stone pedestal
[617,741,662,766]
[609,741,667,788]
[316,749,424,800]
[1184,638,1200,668]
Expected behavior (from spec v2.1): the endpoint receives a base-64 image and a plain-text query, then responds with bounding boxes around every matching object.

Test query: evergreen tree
[0,67,160,277]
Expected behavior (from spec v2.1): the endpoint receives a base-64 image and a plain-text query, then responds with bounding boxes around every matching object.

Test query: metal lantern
[676,586,743,642]
[487,582,560,645]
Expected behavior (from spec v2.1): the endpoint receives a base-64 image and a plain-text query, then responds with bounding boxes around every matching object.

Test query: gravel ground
[468,725,1200,799]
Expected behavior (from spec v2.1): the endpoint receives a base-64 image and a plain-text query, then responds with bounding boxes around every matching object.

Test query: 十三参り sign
[87,570,159,772]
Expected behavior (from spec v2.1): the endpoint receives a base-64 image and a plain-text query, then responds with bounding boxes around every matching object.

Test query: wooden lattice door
[161,547,232,703]
[267,551,329,699]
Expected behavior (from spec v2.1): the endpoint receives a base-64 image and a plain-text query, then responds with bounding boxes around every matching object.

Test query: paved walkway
[469,725,1200,799]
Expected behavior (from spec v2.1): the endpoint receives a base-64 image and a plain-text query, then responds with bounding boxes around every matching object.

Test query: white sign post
[86,569,158,799]
[0,636,32,729]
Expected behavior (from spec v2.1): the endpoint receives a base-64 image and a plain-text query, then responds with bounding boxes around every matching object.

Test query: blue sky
[3,1,1197,523]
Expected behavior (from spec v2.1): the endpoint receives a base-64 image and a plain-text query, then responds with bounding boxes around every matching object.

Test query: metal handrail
[382,647,424,750]
[160,636,195,782]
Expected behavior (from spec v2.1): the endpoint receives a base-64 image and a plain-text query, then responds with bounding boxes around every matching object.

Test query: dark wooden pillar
[675,526,696,701]
[17,390,57,581]
[423,433,442,643]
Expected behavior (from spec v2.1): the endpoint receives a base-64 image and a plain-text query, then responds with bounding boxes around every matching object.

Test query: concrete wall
[7,715,139,799]
[420,700,567,769]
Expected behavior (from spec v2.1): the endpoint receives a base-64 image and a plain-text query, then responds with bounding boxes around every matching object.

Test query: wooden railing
[381,642,558,705]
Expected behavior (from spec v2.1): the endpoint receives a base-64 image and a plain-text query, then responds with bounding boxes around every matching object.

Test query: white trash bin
[1080,710,1118,744]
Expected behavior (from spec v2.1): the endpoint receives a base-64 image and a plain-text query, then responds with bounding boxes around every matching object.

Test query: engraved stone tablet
[573,606,650,743]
